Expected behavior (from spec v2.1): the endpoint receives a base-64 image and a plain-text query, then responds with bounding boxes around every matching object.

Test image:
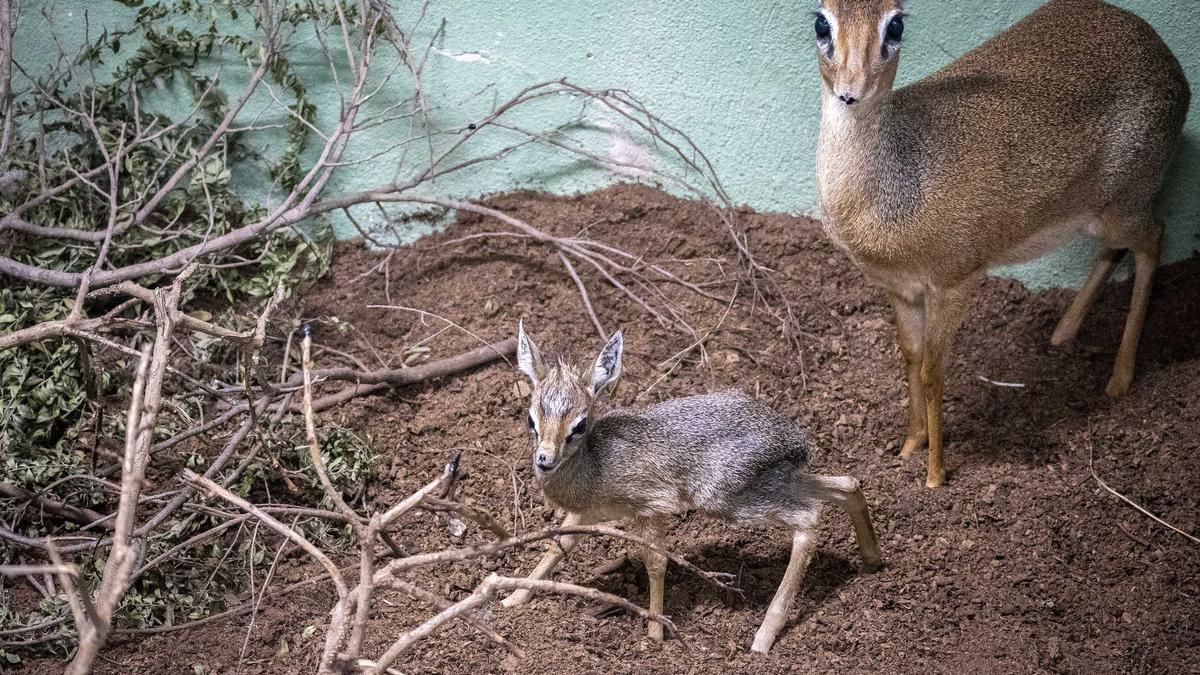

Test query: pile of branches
[0,0,786,670]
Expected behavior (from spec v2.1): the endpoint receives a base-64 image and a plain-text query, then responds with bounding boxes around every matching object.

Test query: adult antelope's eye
[568,418,588,438]
[527,414,536,431]
[885,15,904,42]
[815,14,831,40]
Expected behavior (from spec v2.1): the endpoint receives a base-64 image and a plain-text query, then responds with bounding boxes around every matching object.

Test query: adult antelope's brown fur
[814,0,1190,487]
[500,322,881,653]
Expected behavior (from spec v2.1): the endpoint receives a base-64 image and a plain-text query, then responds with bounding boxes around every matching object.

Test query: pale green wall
[12,1,1200,288]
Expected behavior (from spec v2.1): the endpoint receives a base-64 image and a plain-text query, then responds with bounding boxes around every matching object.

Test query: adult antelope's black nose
[839,94,859,105]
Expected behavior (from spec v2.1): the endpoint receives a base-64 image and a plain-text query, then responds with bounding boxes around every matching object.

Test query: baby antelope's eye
[568,418,588,438]
[527,414,536,431]
[885,15,904,43]
[815,14,831,41]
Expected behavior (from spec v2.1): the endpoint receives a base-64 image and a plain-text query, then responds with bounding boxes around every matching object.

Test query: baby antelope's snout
[533,449,557,474]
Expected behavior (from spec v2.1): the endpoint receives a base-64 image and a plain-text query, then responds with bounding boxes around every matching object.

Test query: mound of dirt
[43,184,1200,673]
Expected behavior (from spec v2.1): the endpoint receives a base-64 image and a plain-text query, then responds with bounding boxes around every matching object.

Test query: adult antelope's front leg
[501,511,589,608]
[920,285,972,488]
[891,293,928,458]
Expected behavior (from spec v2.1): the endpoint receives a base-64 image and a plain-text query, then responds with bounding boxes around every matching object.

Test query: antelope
[813,0,1190,487]
[499,322,882,653]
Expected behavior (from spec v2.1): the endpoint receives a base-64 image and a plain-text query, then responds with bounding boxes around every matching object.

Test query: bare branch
[365,574,677,674]
[45,543,101,644]
[0,482,114,531]
[180,469,347,598]
[134,57,273,225]
[382,577,525,657]
[0,0,14,163]
[300,325,364,528]
[216,336,516,416]
[67,339,155,674]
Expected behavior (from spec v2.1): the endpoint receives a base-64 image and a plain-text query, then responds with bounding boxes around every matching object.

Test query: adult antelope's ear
[517,320,547,383]
[589,328,623,396]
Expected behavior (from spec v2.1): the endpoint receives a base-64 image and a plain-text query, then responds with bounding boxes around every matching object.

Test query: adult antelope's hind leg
[891,293,928,459]
[501,511,588,608]
[1107,224,1161,397]
[751,529,818,654]
[920,285,972,488]
[1051,247,1124,346]
[633,516,669,642]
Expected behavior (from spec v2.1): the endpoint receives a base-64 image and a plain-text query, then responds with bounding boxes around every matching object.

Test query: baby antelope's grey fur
[500,322,882,653]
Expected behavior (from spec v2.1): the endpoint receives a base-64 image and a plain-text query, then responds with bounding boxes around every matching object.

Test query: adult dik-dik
[813,0,1190,487]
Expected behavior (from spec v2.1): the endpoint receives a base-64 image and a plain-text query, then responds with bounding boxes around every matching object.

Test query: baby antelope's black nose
[535,453,556,473]
[839,94,858,105]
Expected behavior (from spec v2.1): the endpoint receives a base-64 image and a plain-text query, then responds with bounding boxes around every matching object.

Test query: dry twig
[1087,436,1199,545]
[364,575,678,675]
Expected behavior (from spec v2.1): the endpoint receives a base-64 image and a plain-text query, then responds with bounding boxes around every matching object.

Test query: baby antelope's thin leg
[751,529,817,654]
[634,516,669,642]
[803,474,883,570]
[501,511,588,608]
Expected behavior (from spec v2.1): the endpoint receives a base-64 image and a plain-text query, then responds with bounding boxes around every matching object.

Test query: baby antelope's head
[515,321,623,480]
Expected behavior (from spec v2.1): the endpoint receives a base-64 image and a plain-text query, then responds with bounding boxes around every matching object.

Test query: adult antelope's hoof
[1050,320,1079,346]
[899,435,927,459]
[1105,371,1133,398]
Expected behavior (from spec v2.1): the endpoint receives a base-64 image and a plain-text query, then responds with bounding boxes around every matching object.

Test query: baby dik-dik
[499,322,882,653]
[814,0,1190,487]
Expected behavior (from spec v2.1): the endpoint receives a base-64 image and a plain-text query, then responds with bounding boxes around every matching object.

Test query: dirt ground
[31,183,1200,673]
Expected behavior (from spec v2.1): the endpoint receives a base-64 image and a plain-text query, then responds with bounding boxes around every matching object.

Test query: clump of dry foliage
[0,1,787,671]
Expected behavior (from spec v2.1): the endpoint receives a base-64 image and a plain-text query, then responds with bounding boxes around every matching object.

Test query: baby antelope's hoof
[925,468,946,489]
[862,557,884,574]
[749,632,777,655]
[750,612,786,654]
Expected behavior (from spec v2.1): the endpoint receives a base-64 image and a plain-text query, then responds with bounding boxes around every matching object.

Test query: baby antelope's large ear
[589,328,623,396]
[517,320,547,383]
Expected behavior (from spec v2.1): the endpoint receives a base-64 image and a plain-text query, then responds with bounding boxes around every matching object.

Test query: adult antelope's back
[813,0,1189,487]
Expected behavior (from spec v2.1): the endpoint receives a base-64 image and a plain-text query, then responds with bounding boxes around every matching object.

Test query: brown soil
[34,184,1200,673]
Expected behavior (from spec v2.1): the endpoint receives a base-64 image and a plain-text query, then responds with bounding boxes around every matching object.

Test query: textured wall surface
[14,1,1199,288]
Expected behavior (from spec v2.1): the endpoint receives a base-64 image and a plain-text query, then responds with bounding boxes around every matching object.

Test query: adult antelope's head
[814,0,906,109]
